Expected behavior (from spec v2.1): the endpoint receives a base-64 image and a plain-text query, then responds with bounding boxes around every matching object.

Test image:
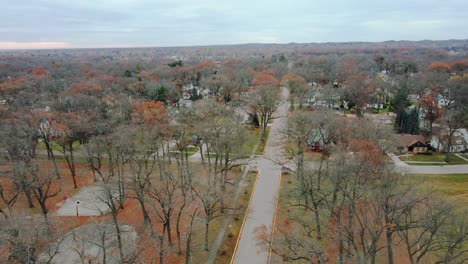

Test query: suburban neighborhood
[1,1,468,263]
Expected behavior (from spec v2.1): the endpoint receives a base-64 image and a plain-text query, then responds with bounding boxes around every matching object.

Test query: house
[436,95,453,107]
[430,130,468,153]
[396,134,428,154]
[307,129,328,152]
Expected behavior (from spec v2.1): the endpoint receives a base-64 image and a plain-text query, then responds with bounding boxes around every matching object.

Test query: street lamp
[76,200,80,216]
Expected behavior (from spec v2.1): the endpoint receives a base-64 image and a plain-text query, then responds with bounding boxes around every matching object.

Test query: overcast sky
[1,0,467,49]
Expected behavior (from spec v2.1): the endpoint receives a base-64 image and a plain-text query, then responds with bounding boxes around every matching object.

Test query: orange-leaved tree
[249,70,280,136]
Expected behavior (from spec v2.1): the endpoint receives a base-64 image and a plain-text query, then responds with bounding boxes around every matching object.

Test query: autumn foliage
[131,101,169,126]
[30,66,49,78]
[428,61,452,73]
[252,70,279,88]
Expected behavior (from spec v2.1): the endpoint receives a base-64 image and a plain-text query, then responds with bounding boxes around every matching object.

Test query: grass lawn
[446,154,468,165]
[37,139,81,152]
[274,172,468,263]
[205,125,265,159]
[400,154,468,165]
[412,174,468,209]
[304,151,323,162]
[256,127,270,155]
[243,126,261,155]
[271,172,325,264]
[215,172,257,263]
[401,154,446,162]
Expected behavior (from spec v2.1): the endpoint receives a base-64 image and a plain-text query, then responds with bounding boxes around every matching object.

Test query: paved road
[233,88,289,264]
[55,185,113,216]
[388,152,468,174]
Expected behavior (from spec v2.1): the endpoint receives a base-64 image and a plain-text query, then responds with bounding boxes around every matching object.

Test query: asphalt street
[233,88,289,264]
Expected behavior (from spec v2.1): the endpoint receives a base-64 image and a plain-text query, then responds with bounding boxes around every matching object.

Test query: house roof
[308,129,328,144]
[396,134,426,147]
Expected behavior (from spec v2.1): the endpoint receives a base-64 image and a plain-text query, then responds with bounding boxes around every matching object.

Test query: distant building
[436,95,453,107]
[307,129,328,152]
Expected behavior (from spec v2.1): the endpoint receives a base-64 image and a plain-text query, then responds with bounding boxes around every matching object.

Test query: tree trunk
[44,139,60,179]
[185,217,194,264]
[91,168,97,183]
[205,221,209,251]
[24,189,35,208]
[39,199,48,218]
[338,216,345,264]
[113,216,124,263]
[63,144,77,188]
[159,232,165,264]
[314,206,322,240]
[176,201,187,255]
[386,229,394,264]
[138,197,151,224]
[101,230,107,264]
[118,155,125,209]
[166,219,173,246]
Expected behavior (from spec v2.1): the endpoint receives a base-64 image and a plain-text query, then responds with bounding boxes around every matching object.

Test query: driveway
[233,88,289,264]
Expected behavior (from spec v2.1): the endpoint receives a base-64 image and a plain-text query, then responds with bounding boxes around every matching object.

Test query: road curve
[387,152,468,174]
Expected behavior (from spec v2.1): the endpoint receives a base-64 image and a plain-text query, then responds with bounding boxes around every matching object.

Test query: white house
[430,128,468,153]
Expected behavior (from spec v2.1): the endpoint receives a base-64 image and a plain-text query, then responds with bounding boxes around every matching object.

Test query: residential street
[388,152,468,174]
[232,90,467,263]
[233,88,289,264]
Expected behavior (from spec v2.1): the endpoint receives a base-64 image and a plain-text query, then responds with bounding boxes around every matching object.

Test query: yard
[271,170,468,263]
[412,173,468,209]
[36,139,82,152]
[399,153,468,165]
[0,152,255,263]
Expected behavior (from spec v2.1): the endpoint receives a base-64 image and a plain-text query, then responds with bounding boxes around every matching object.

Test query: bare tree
[30,167,60,221]
[97,182,126,263]
[32,110,61,179]
[1,119,38,208]
[398,198,454,264]
[0,213,61,263]
[185,208,199,264]
[282,73,309,109]
[194,186,225,251]
[147,169,178,248]
[0,183,18,218]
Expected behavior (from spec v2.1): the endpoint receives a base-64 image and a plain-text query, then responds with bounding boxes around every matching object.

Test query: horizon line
[0,38,467,52]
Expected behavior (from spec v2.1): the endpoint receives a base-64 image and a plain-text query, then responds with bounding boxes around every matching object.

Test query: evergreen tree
[399,108,420,134]
[392,87,411,129]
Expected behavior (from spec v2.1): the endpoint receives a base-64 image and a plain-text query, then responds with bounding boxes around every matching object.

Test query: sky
[1,0,467,49]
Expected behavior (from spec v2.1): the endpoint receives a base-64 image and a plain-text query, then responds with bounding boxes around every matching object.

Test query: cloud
[0,0,466,48]
[0,42,69,50]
